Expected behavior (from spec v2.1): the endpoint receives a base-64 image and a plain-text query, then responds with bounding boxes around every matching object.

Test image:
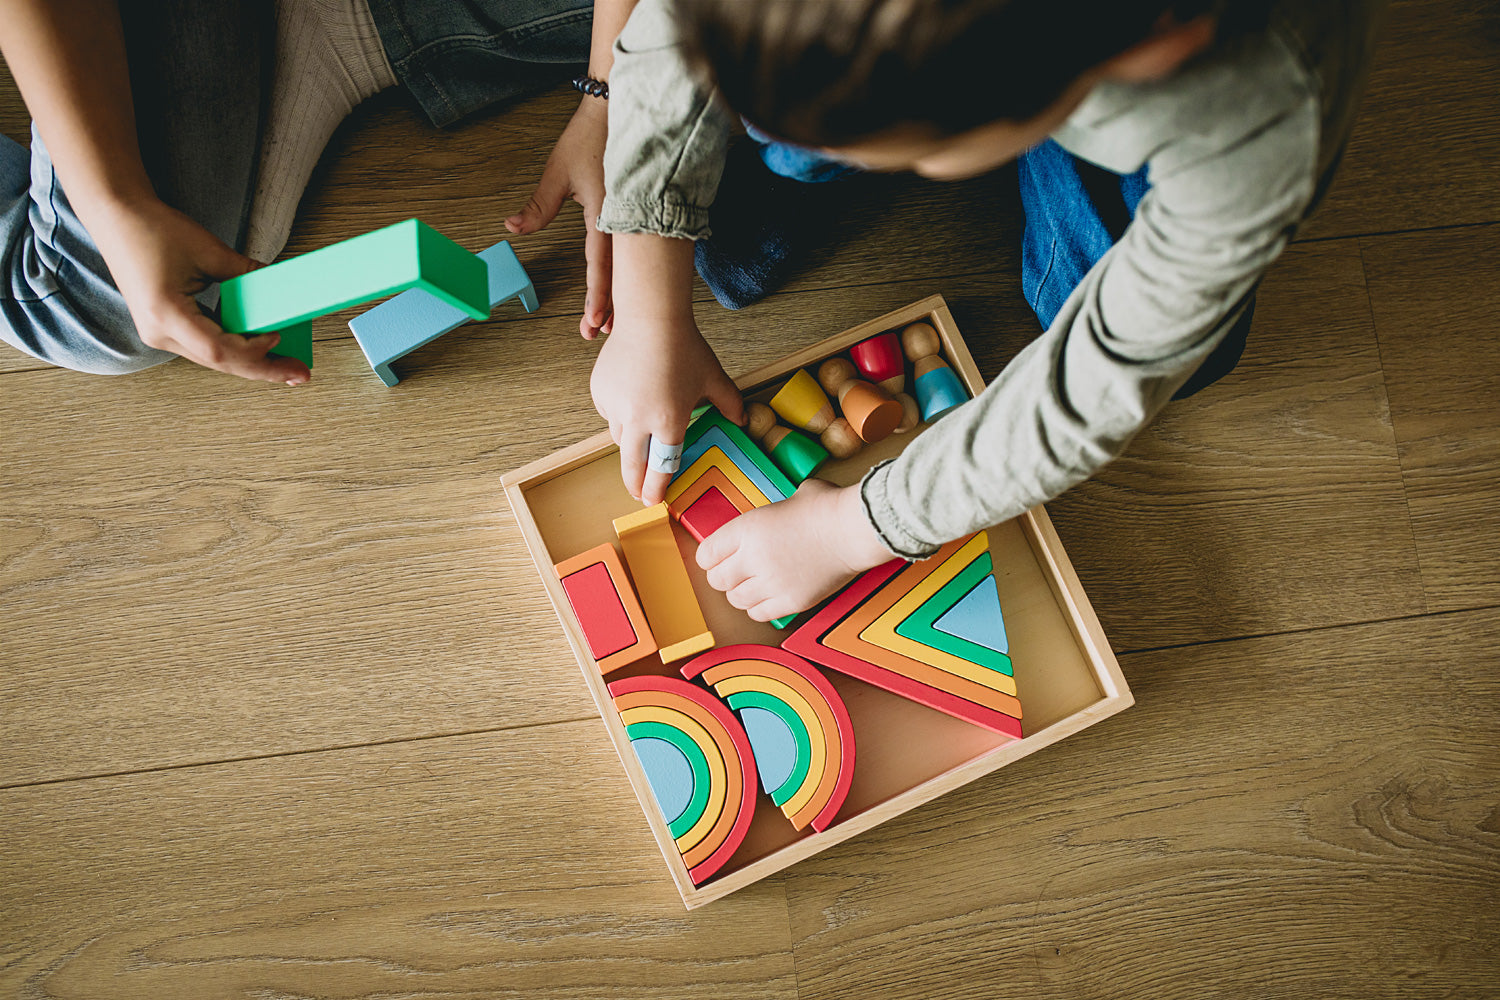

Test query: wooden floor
[3,2,1498,996]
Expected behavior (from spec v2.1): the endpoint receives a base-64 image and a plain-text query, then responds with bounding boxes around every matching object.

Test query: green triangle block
[894,550,1013,676]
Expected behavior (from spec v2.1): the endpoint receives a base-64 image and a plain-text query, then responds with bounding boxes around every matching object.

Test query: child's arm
[506,0,640,340]
[592,0,741,502]
[0,0,307,384]
[593,233,743,504]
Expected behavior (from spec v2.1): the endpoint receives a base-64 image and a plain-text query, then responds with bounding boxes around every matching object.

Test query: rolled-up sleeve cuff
[859,460,942,560]
[596,199,712,240]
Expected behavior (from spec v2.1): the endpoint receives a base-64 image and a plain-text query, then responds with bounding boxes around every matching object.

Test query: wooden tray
[502,294,1132,908]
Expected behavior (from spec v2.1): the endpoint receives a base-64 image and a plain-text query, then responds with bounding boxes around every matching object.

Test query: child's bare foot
[697,478,895,622]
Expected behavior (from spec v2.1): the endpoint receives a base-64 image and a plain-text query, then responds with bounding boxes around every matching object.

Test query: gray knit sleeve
[598,0,731,240]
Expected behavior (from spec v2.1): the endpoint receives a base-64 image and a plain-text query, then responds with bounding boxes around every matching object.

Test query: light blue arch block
[348,240,538,386]
[632,736,695,825]
[737,705,800,796]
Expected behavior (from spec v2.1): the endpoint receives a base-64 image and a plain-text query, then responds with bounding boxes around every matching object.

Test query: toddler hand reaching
[696,477,894,623]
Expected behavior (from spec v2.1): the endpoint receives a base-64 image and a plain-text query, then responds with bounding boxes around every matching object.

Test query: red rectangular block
[555,542,658,673]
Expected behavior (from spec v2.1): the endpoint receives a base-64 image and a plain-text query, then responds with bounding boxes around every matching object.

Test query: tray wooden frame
[502,294,1132,908]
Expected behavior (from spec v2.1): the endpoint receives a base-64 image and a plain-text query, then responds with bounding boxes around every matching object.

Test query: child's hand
[697,478,895,622]
[506,97,613,339]
[91,196,310,385]
[591,311,745,505]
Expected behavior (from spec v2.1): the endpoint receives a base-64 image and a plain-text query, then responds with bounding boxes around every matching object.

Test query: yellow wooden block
[613,503,715,663]
[860,533,1019,697]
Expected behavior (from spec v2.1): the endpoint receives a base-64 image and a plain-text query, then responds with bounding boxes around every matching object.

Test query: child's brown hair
[678,0,1264,146]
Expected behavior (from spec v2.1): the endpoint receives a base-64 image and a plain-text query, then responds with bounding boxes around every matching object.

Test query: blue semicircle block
[738,706,799,795]
[633,736,695,824]
[934,575,1009,654]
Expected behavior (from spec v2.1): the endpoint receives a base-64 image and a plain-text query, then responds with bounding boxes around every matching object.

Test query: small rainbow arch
[608,674,758,886]
[683,644,856,833]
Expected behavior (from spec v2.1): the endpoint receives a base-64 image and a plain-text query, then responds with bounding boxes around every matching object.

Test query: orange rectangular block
[613,503,715,663]
[554,543,658,674]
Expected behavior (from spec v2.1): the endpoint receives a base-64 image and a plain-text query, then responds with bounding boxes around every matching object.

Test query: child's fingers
[619,431,649,502]
[640,431,682,506]
[697,523,735,570]
[745,595,793,624]
[506,165,569,235]
[704,550,752,594]
[726,577,770,612]
[156,304,309,385]
[705,371,746,426]
[583,225,614,333]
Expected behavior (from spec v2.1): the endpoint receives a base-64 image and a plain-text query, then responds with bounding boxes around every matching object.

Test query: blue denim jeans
[0,0,590,374]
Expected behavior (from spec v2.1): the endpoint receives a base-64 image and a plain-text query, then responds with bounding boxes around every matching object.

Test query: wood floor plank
[778,607,1500,1000]
[1046,239,1424,649]
[0,721,799,999]
[1301,0,1500,240]
[1362,223,1500,611]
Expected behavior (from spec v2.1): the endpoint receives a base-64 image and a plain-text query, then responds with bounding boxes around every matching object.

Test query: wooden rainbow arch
[683,644,856,832]
[608,674,758,885]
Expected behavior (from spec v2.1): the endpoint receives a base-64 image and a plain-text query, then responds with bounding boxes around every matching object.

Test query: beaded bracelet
[571,75,609,100]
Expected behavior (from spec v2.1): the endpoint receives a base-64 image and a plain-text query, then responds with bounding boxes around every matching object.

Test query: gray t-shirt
[600,0,1387,556]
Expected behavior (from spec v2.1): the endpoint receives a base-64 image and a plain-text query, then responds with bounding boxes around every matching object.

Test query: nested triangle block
[858,534,1017,696]
[894,550,1013,675]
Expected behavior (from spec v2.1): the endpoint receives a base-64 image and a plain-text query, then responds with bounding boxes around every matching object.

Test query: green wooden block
[219,219,490,366]
[769,429,829,484]
[894,550,1014,676]
[268,321,314,368]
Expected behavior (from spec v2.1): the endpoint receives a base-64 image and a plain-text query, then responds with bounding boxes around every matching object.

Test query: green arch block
[219,219,489,368]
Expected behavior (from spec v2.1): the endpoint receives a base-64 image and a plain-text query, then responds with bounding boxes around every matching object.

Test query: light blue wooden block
[736,705,799,797]
[632,736,696,825]
[934,576,1009,654]
[348,240,538,386]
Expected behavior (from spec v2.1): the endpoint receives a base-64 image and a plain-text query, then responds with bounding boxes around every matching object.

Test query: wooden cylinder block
[819,357,902,444]
[838,381,903,443]
[770,369,835,434]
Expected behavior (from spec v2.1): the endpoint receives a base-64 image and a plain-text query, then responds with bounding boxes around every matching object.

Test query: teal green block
[219,219,490,366]
[894,550,1014,676]
[269,321,314,368]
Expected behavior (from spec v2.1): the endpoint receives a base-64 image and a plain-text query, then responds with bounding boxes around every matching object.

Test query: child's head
[678,0,1253,178]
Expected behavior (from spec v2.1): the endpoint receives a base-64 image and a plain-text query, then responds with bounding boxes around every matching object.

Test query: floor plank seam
[0,714,603,792]
[1295,218,1499,246]
[1356,235,1435,615]
[1114,601,1500,660]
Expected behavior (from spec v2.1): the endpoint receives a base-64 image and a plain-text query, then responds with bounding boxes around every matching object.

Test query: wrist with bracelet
[571,74,608,100]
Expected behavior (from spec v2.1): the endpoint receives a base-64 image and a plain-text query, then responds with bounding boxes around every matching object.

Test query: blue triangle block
[933,575,1008,654]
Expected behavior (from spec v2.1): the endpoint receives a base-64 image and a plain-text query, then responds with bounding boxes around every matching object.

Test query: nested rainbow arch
[683,644,856,833]
[608,674,758,886]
